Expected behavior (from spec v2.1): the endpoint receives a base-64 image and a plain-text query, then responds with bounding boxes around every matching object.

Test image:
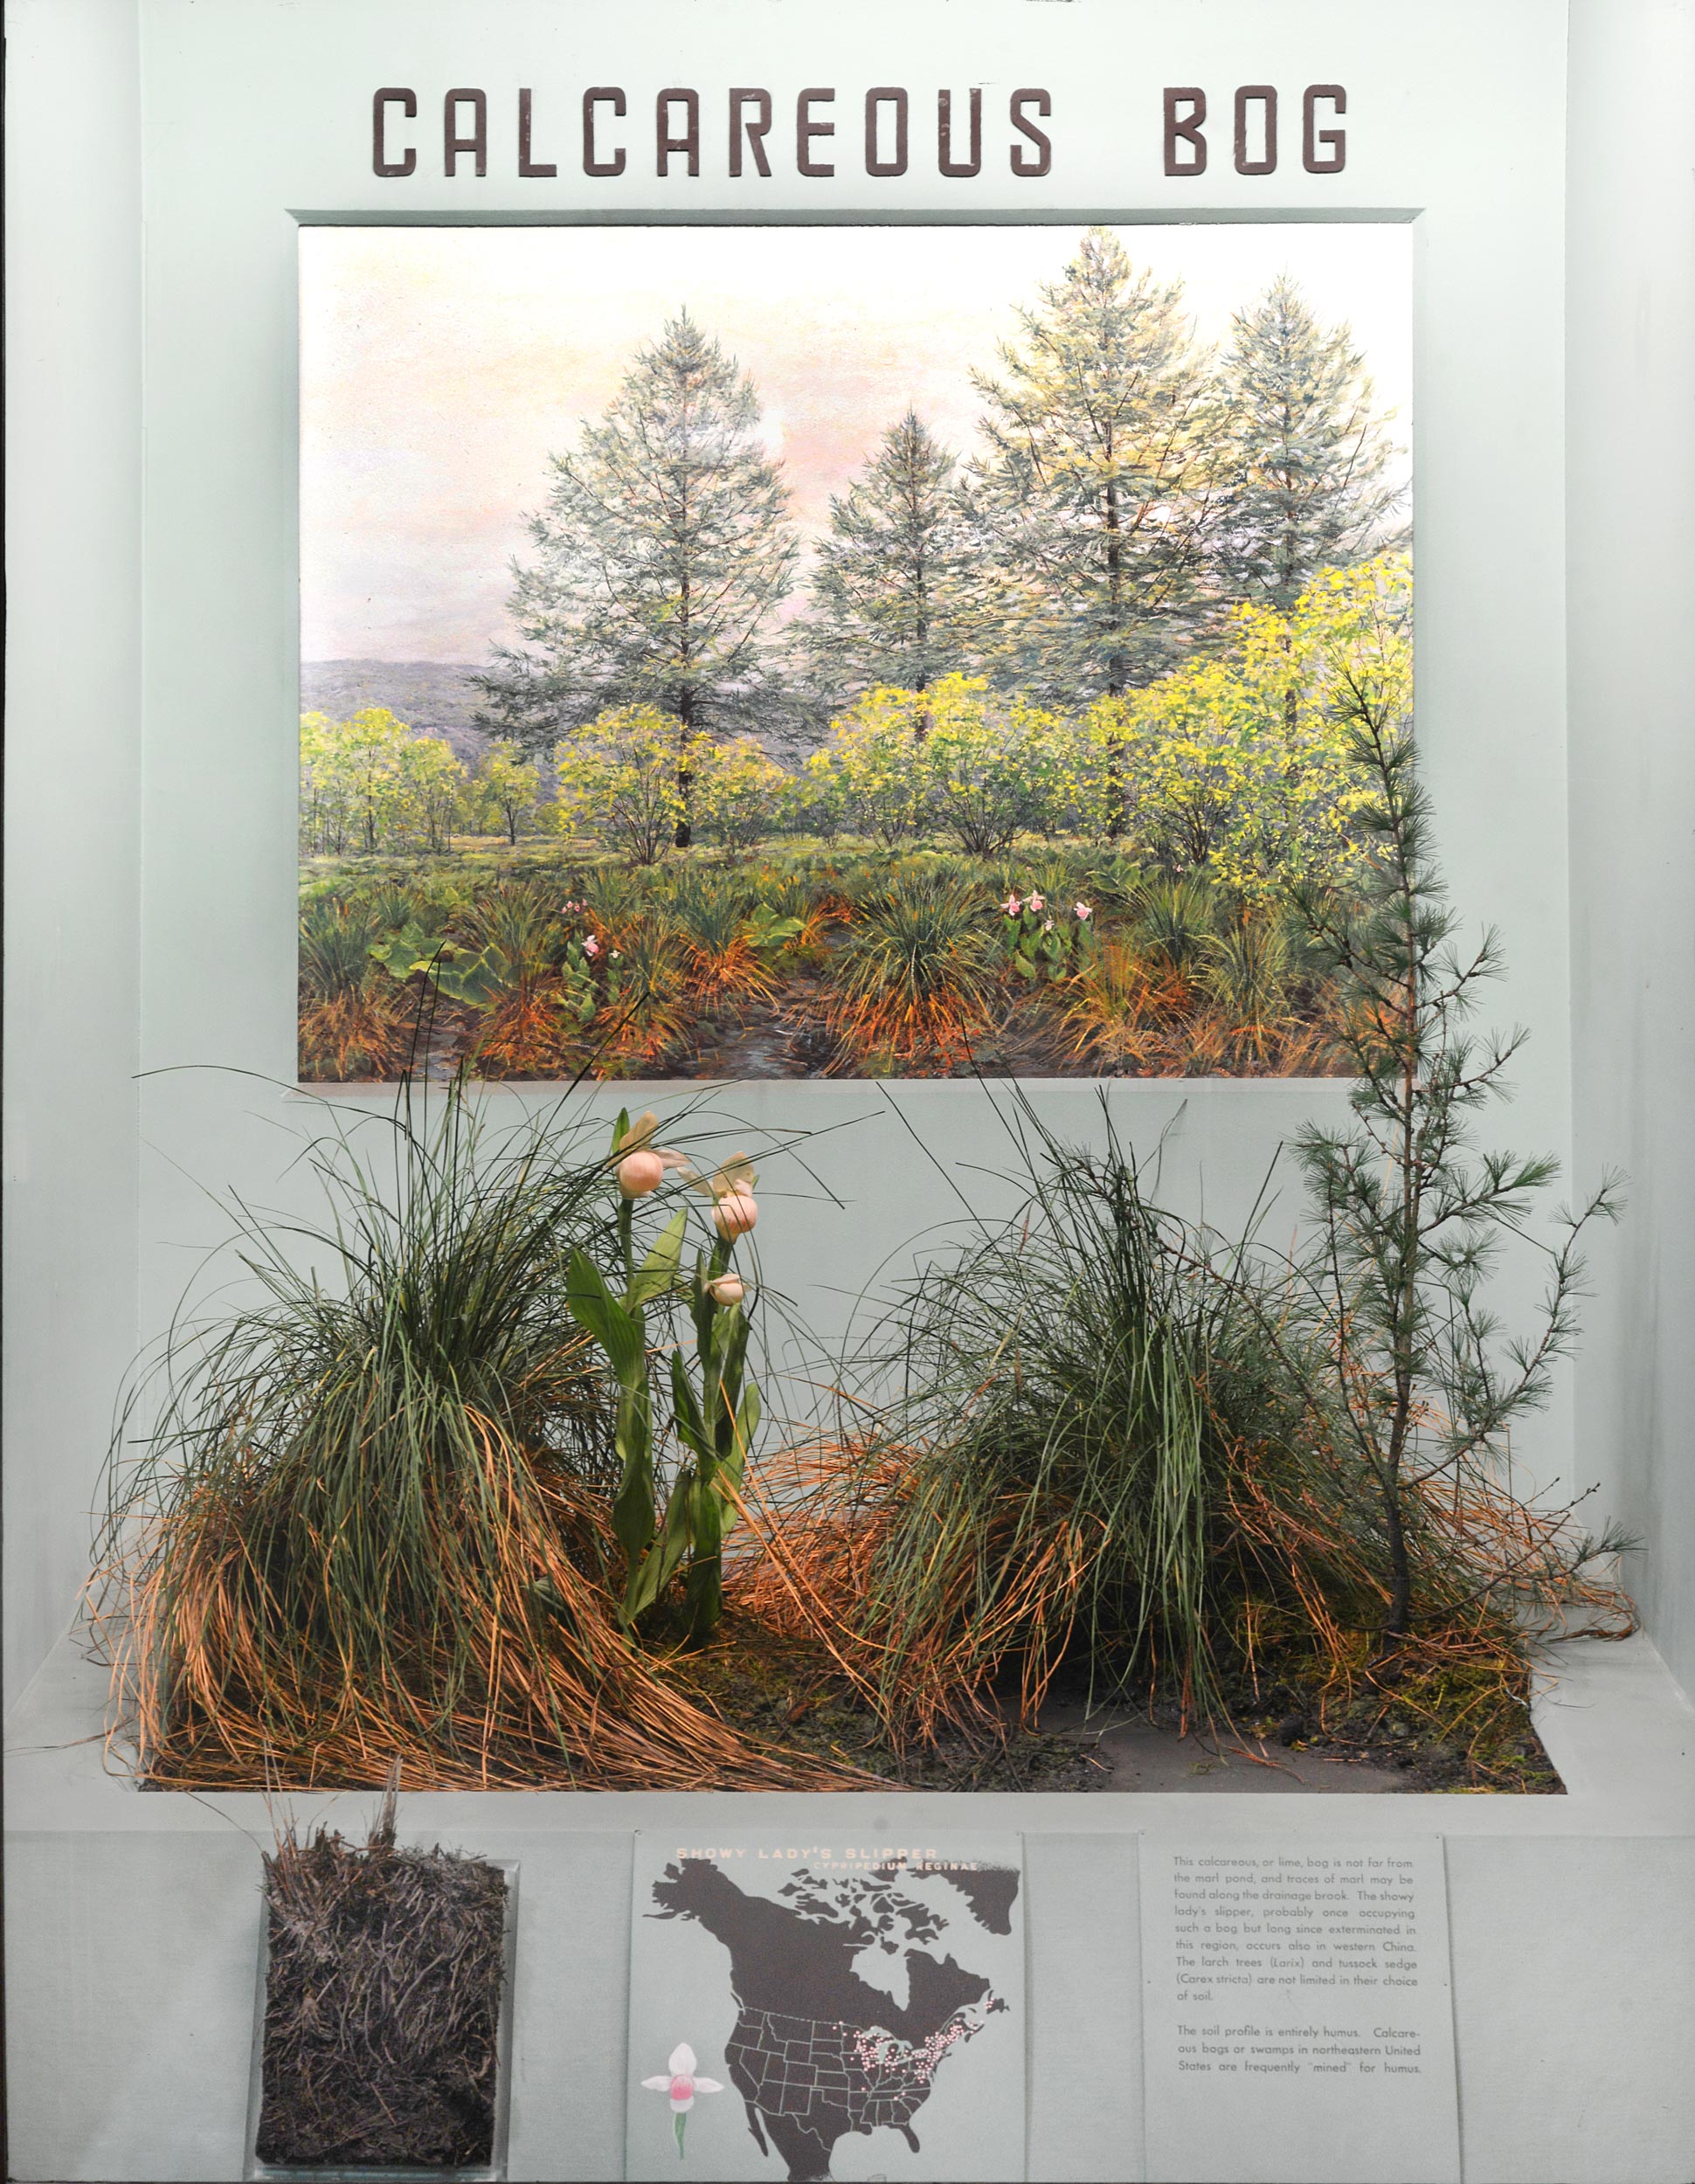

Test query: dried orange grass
[726,1426,1636,1772]
[92,1420,870,1793]
[821,992,992,1072]
[1066,936,1342,1078]
[1221,1435,1636,1763]
[298,989,412,1082]
[680,933,781,1004]
[470,987,578,1077]
[725,1444,1100,1752]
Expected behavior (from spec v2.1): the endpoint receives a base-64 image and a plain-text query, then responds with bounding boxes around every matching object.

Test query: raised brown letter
[373,88,416,177]
[798,88,835,176]
[1164,87,1207,176]
[1304,85,1346,173]
[865,87,908,176]
[444,89,487,178]
[518,89,557,178]
[1010,89,1052,177]
[938,87,982,177]
[657,89,700,176]
[583,87,626,176]
[730,88,772,177]
[1234,85,1277,175]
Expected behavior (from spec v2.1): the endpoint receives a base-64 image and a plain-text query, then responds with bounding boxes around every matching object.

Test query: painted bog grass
[299,838,1352,1082]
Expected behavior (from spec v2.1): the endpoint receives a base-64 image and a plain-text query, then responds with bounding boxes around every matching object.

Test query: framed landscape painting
[299,221,1410,1083]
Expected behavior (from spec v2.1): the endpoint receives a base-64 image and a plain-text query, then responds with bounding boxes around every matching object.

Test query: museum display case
[5,3,1693,2180]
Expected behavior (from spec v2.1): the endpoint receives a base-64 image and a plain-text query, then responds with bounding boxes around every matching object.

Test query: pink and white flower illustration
[1028,891,1046,912]
[1075,900,1093,922]
[1001,893,1022,916]
[641,2042,723,2158]
[583,933,601,957]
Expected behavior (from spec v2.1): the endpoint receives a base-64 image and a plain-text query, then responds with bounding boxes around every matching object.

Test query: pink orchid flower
[1001,893,1022,916]
[1042,917,1054,932]
[1075,901,1092,921]
[617,1150,667,1198]
[1028,891,1046,912]
[642,2042,723,2157]
[583,934,601,957]
[713,1188,758,1239]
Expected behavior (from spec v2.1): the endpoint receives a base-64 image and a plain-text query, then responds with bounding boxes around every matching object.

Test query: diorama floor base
[6,1630,1692,2184]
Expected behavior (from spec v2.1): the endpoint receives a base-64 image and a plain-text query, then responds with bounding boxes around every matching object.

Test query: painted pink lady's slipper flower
[1042,917,1054,933]
[641,2042,722,2156]
[584,934,601,957]
[1075,901,1092,921]
[713,1189,758,1240]
[1028,891,1046,912]
[705,1272,746,1308]
[1001,894,1022,916]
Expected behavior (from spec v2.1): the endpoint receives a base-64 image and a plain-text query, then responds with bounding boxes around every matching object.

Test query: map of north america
[648,1856,1019,2182]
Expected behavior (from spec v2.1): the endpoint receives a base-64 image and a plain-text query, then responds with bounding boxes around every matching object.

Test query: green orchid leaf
[626,1206,688,1308]
[723,1383,760,1487]
[624,1472,693,1621]
[670,1348,712,1462]
[567,1251,647,1387]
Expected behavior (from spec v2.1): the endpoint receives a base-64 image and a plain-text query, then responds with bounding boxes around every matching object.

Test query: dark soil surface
[257,1821,508,2171]
[673,1619,1565,1794]
[1036,1674,1563,1794]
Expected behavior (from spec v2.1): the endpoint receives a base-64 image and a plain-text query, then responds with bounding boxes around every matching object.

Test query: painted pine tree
[798,410,983,717]
[1212,274,1404,615]
[967,226,1218,708]
[476,311,798,847]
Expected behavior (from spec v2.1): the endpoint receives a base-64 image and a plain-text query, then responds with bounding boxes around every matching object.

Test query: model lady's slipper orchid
[1075,900,1093,922]
[713,1189,758,1240]
[705,1272,746,1308]
[641,2042,722,2155]
[611,1111,690,1195]
[617,1149,667,1198]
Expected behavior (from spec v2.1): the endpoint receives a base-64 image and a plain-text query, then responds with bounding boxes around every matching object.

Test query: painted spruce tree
[967,225,1218,708]
[1213,274,1404,616]
[798,410,984,717]
[1293,602,1620,1643]
[475,311,798,846]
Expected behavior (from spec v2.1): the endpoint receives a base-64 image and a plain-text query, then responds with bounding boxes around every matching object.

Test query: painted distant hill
[301,660,495,763]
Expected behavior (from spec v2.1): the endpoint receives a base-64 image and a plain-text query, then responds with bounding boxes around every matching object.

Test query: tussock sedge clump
[823,869,1000,1068]
[88,1085,862,1791]
[733,1095,1628,1785]
[297,900,411,1082]
[737,1105,1246,1744]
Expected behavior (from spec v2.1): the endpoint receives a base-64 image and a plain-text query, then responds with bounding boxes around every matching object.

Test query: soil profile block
[255,1821,509,2174]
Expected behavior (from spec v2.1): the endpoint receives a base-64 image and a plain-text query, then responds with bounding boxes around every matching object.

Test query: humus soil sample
[256,1792,508,2171]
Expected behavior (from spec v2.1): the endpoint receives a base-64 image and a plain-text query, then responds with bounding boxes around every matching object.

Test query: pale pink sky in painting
[300,224,1412,664]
